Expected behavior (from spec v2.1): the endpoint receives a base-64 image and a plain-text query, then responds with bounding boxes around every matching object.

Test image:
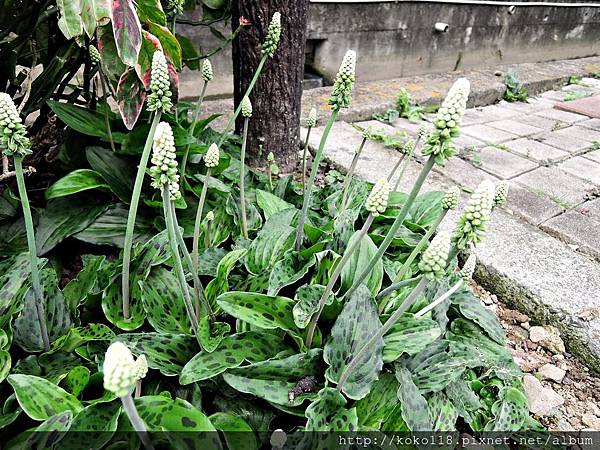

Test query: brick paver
[477,146,538,179]
[503,138,570,163]
[487,119,543,137]
[462,124,519,144]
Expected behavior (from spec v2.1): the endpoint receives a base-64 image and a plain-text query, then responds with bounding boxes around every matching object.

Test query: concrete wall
[179,1,600,98]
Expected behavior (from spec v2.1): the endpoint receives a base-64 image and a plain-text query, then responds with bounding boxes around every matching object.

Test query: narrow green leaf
[395,367,431,431]
[46,169,110,199]
[57,0,83,39]
[255,190,294,220]
[340,232,383,296]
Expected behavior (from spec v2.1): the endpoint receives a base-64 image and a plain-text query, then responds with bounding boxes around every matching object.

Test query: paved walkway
[304,79,600,371]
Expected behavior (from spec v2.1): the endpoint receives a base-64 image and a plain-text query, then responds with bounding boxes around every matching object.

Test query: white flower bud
[206,211,214,221]
[147,52,173,112]
[306,107,317,128]
[201,59,213,82]
[103,342,138,397]
[0,92,31,157]
[494,181,509,207]
[135,355,148,380]
[89,45,101,64]
[441,186,461,210]
[418,231,451,280]
[459,254,477,282]
[365,178,390,216]
[329,50,356,111]
[241,96,252,118]
[434,78,470,132]
[453,180,495,249]
[261,12,282,58]
[149,122,181,200]
[204,143,220,168]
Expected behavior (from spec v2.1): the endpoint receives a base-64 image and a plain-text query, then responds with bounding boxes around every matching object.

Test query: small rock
[501,309,529,324]
[507,326,529,344]
[522,321,530,330]
[538,363,566,383]
[581,413,600,430]
[552,354,565,361]
[524,375,565,416]
[586,400,600,417]
[579,307,600,321]
[529,325,565,354]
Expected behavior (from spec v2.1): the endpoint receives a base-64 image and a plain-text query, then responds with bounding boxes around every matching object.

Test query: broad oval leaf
[46,169,110,199]
[116,68,147,129]
[323,284,383,400]
[217,292,296,332]
[110,0,142,67]
[305,387,358,431]
[209,412,257,450]
[395,366,432,431]
[339,232,383,296]
[383,313,442,363]
[7,374,83,421]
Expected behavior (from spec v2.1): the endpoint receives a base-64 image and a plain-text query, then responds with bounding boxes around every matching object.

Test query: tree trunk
[232,0,309,173]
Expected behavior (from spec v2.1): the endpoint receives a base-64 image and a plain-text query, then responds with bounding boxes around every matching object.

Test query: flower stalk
[302,108,317,190]
[0,93,49,351]
[339,127,369,212]
[239,96,252,239]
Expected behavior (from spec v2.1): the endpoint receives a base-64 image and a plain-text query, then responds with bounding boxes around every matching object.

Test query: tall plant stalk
[14,157,50,352]
[301,127,312,190]
[121,112,161,319]
[239,117,249,238]
[386,154,405,183]
[170,202,212,320]
[336,277,429,393]
[339,135,367,212]
[192,167,212,308]
[180,80,209,183]
[163,187,200,336]
[305,213,374,348]
[345,155,436,299]
[296,111,338,250]
[121,393,155,450]
[98,73,116,153]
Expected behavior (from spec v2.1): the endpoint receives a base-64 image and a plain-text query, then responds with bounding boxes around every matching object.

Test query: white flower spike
[149,122,181,200]
[365,179,390,216]
[103,342,138,397]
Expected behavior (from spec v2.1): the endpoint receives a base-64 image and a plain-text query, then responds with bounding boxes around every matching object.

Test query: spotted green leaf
[117,333,198,376]
[451,288,505,344]
[486,387,529,431]
[324,285,383,400]
[255,189,294,220]
[0,351,11,384]
[57,0,83,39]
[354,373,399,429]
[8,374,83,421]
[62,366,91,397]
[14,268,72,353]
[268,250,316,296]
[444,378,482,424]
[50,324,115,353]
[340,232,383,296]
[102,277,145,331]
[140,267,192,334]
[226,192,262,232]
[305,387,358,431]
[205,249,247,303]
[409,344,475,393]
[383,313,442,363]
[198,247,227,277]
[0,253,31,328]
[428,391,458,431]
[293,284,330,329]
[197,316,231,353]
[223,349,322,406]
[63,255,106,313]
[395,367,431,431]
[15,410,73,449]
[217,292,296,332]
[180,332,286,384]
[60,402,121,450]
[209,412,257,450]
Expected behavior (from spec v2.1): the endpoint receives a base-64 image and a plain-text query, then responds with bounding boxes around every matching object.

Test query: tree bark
[232,0,309,172]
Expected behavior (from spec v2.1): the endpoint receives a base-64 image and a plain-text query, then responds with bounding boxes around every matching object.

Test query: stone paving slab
[462,124,520,144]
[476,146,538,179]
[541,209,600,260]
[514,166,595,208]
[584,150,600,164]
[496,99,553,114]
[535,108,589,124]
[557,156,600,185]
[487,119,543,137]
[454,134,486,152]
[533,131,592,155]
[474,209,600,373]
[503,138,570,163]
[579,118,600,131]
[555,94,600,118]
[432,156,498,191]
[553,125,600,144]
[516,114,565,131]
[504,184,564,226]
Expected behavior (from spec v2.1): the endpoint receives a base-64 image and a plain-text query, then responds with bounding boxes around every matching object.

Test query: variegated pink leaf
[117,69,146,130]
[110,0,142,67]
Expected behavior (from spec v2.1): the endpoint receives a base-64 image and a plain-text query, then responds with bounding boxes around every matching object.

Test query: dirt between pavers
[471,281,600,431]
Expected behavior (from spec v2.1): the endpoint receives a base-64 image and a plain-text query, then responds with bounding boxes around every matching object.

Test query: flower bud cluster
[441,186,460,210]
[261,12,281,58]
[147,52,173,112]
[166,0,184,16]
[421,78,470,165]
[204,143,220,168]
[89,45,101,64]
[459,254,477,282]
[241,96,252,118]
[418,231,451,280]
[149,122,181,200]
[0,93,31,157]
[365,178,390,216]
[453,180,495,249]
[494,181,509,207]
[402,138,415,156]
[201,59,213,82]
[306,108,317,128]
[328,50,356,111]
[103,342,147,397]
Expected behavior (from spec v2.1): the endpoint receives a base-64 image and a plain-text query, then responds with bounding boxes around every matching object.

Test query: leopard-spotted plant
[339,126,370,212]
[218,12,281,146]
[345,78,470,299]
[336,231,452,393]
[103,342,153,449]
[305,178,389,348]
[122,51,171,320]
[0,93,50,352]
[296,49,357,250]
[302,107,317,190]
[180,59,213,183]
[378,186,460,313]
[151,122,202,334]
[239,95,252,238]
